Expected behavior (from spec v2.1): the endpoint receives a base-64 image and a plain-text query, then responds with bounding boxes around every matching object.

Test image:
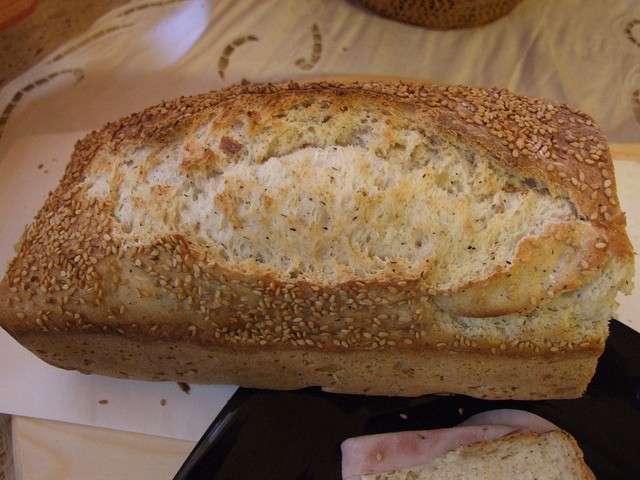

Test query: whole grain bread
[0,81,634,398]
[361,430,595,479]
[358,0,524,29]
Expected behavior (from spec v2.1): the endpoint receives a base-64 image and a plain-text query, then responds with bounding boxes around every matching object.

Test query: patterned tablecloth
[0,0,639,442]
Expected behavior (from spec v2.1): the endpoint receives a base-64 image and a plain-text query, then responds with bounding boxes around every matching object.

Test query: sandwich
[341,409,595,479]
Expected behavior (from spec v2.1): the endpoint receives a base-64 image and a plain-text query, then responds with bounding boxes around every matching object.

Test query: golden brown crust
[16,332,596,399]
[358,0,524,29]
[0,234,610,358]
[0,81,633,398]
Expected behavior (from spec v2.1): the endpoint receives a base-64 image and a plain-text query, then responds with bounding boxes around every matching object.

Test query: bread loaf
[358,0,523,29]
[0,81,633,398]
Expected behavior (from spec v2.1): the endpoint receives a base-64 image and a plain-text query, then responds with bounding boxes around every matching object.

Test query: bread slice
[361,430,594,480]
[0,81,633,398]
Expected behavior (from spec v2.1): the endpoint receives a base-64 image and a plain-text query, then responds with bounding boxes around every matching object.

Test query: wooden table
[9,416,193,480]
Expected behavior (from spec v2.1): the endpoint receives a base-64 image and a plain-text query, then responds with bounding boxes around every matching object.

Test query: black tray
[174,320,640,480]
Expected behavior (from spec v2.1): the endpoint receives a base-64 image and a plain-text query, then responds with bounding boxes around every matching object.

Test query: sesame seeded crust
[0,81,633,398]
[358,0,524,30]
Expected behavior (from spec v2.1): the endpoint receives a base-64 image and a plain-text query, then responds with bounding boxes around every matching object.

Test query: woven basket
[358,0,523,29]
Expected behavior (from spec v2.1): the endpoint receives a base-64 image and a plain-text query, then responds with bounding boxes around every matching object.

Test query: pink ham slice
[459,409,557,433]
[341,409,559,480]
[341,424,517,480]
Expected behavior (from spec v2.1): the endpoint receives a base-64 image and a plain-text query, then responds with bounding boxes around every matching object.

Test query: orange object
[0,0,37,30]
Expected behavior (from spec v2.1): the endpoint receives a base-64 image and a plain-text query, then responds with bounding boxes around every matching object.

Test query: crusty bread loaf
[361,430,594,479]
[358,0,523,29]
[0,81,633,398]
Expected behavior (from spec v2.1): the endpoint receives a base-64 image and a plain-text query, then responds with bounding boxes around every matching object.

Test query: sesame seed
[3,82,624,355]
[595,242,607,249]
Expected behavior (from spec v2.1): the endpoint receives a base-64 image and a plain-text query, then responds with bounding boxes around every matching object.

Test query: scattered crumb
[98,399,109,405]
[177,382,191,395]
[37,163,43,170]
[160,398,167,406]
[399,413,408,420]
[342,46,348,51]
[43,169,49,174]
[376,452,383,462]
[458,407,464,416]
